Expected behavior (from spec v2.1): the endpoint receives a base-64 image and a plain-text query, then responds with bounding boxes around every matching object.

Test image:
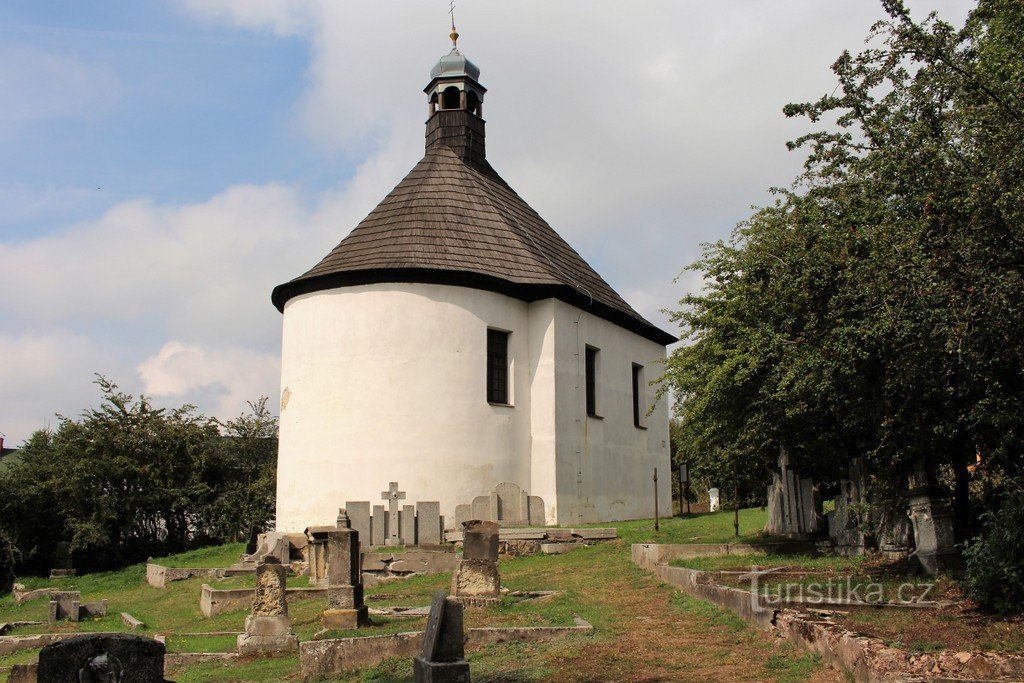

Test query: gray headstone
[462,520,498,561]
[371,505,386,546]
[488,491,500,521]
[326,529,360,587]
[494,482,523,521]
[401,505,416,546]
[454,504,471,527]
[413,592,469,681]
[346,502,371,545]
[708,488,720,512]
[527,496,545,525]
[471,495,490,522]
[417,502,442,545]
[36,633,165,682]
[53,542,73,570]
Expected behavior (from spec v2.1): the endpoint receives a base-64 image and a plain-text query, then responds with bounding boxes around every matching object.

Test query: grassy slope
[2,510,836,683]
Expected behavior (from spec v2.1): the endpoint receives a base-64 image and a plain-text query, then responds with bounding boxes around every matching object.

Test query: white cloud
[2,0,976,442]
[137,341,279,418]
[0,331,119,439]
[0,141,410,443]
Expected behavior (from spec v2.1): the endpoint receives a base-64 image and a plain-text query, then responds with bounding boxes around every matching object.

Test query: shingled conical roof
[271,52,676,346]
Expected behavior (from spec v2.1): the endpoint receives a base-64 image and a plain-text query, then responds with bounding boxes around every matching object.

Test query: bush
[962,483,1024,614]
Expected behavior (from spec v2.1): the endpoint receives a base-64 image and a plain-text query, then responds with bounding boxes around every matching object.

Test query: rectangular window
[632,363,645,428]
[585,346,599,417]
[487,329,510,405]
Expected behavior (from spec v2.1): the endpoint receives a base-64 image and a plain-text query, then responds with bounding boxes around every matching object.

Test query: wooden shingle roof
[271,145,676,346]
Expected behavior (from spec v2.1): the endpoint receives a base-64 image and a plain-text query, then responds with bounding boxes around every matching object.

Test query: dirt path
[475,541,844,683]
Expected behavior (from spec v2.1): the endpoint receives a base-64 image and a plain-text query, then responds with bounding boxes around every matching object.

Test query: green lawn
[1,509,836,683]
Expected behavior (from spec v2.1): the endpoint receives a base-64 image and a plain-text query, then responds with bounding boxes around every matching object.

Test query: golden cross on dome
[448,1,459,47]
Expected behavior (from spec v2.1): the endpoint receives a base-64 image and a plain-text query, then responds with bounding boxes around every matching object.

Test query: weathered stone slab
[454,504,471,528]
[570,528,617,540]
[528,496,545,525]
[36,633,165,682]
[462,521,498,561]
[346,502,372,546]
[372,505,387,546]
[121,613,145,631]
[540,543,579,555]
[416,502,442,546]
[414,592,469,681]
[470,496,489,522]
[493,482,523,521]
[401,505,416,545]
[237,557,298,653]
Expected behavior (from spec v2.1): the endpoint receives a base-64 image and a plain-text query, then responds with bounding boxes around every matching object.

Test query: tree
[661,0,1024,539]
[202,397,279,542]
[0,378,279,574]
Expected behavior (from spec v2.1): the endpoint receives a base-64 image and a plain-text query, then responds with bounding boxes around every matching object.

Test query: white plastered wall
[275,282,670,532]
[548,300,672,525]
[276,283,537,532]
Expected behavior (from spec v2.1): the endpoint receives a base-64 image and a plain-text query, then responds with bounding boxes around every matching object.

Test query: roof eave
[271,268,678,346]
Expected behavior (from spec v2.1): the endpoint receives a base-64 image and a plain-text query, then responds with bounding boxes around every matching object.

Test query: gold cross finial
[449,1,459,47]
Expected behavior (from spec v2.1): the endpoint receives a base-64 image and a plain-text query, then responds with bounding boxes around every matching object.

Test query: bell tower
[424,23,487,165]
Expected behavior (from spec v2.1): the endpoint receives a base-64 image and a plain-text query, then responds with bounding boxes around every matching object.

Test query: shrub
[962,482,1024,614]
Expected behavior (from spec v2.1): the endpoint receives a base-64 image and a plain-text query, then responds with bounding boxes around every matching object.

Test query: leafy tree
[661,0,1024,542]
[0,378,279,574]
[203,397,279,542]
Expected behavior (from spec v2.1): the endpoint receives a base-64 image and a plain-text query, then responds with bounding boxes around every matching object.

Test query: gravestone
[345,501,371,545]
[321,527,369,630]
[417,502,442,546]
[908,485,961,575]
[413,591,470,682]
[372,505,387,546]
[454,504,472,527]
[451,520,500,604]
[35,633,165,682]
[493,482,526,524]
[528,496,545,526]
[402,505,417,545]
[470,496,489,521]
[237,557,298,653]
[827,458,868,556]
[305,526,335,587]
[708,488,720,512]
[240,531,290,567]
[48,591,81,624]
[50,541,75,579]
[381,482,407,546]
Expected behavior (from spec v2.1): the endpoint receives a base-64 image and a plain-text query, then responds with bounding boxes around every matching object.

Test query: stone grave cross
[381,482,406,546]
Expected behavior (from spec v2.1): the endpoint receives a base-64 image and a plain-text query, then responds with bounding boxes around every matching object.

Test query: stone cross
[381,482,406,546]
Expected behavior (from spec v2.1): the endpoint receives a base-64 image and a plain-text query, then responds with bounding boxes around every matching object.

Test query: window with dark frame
[585,346,599,417]
[632,363,643,427]
[487,329,510,405]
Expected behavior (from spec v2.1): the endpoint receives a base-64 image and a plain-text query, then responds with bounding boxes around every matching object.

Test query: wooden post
[653,468,660,531]
[733,478,740,537]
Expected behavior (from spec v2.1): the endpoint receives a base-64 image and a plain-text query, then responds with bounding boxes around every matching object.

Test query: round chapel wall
[275,282,534,533]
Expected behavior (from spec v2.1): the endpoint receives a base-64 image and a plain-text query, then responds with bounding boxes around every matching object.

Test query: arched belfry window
[442,86,461,110]
[466,90,480,116]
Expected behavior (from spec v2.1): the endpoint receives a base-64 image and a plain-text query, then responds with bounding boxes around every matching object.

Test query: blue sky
[1,1,321,239]
[0,1,975,444]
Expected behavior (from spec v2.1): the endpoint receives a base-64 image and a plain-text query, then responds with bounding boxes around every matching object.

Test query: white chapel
[271,35,676,532]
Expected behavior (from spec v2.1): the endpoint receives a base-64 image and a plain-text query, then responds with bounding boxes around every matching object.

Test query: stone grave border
[299,616,593,680]
[631,543,1024,682]
[200,584,327,618]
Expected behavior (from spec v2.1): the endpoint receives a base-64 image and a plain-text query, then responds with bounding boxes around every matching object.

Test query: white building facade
[272,41,676,532]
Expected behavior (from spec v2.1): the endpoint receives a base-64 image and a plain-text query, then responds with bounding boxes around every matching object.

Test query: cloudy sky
[0,0,974,445]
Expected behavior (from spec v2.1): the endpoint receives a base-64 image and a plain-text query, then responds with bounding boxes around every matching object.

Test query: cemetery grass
[1,510,840,682]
